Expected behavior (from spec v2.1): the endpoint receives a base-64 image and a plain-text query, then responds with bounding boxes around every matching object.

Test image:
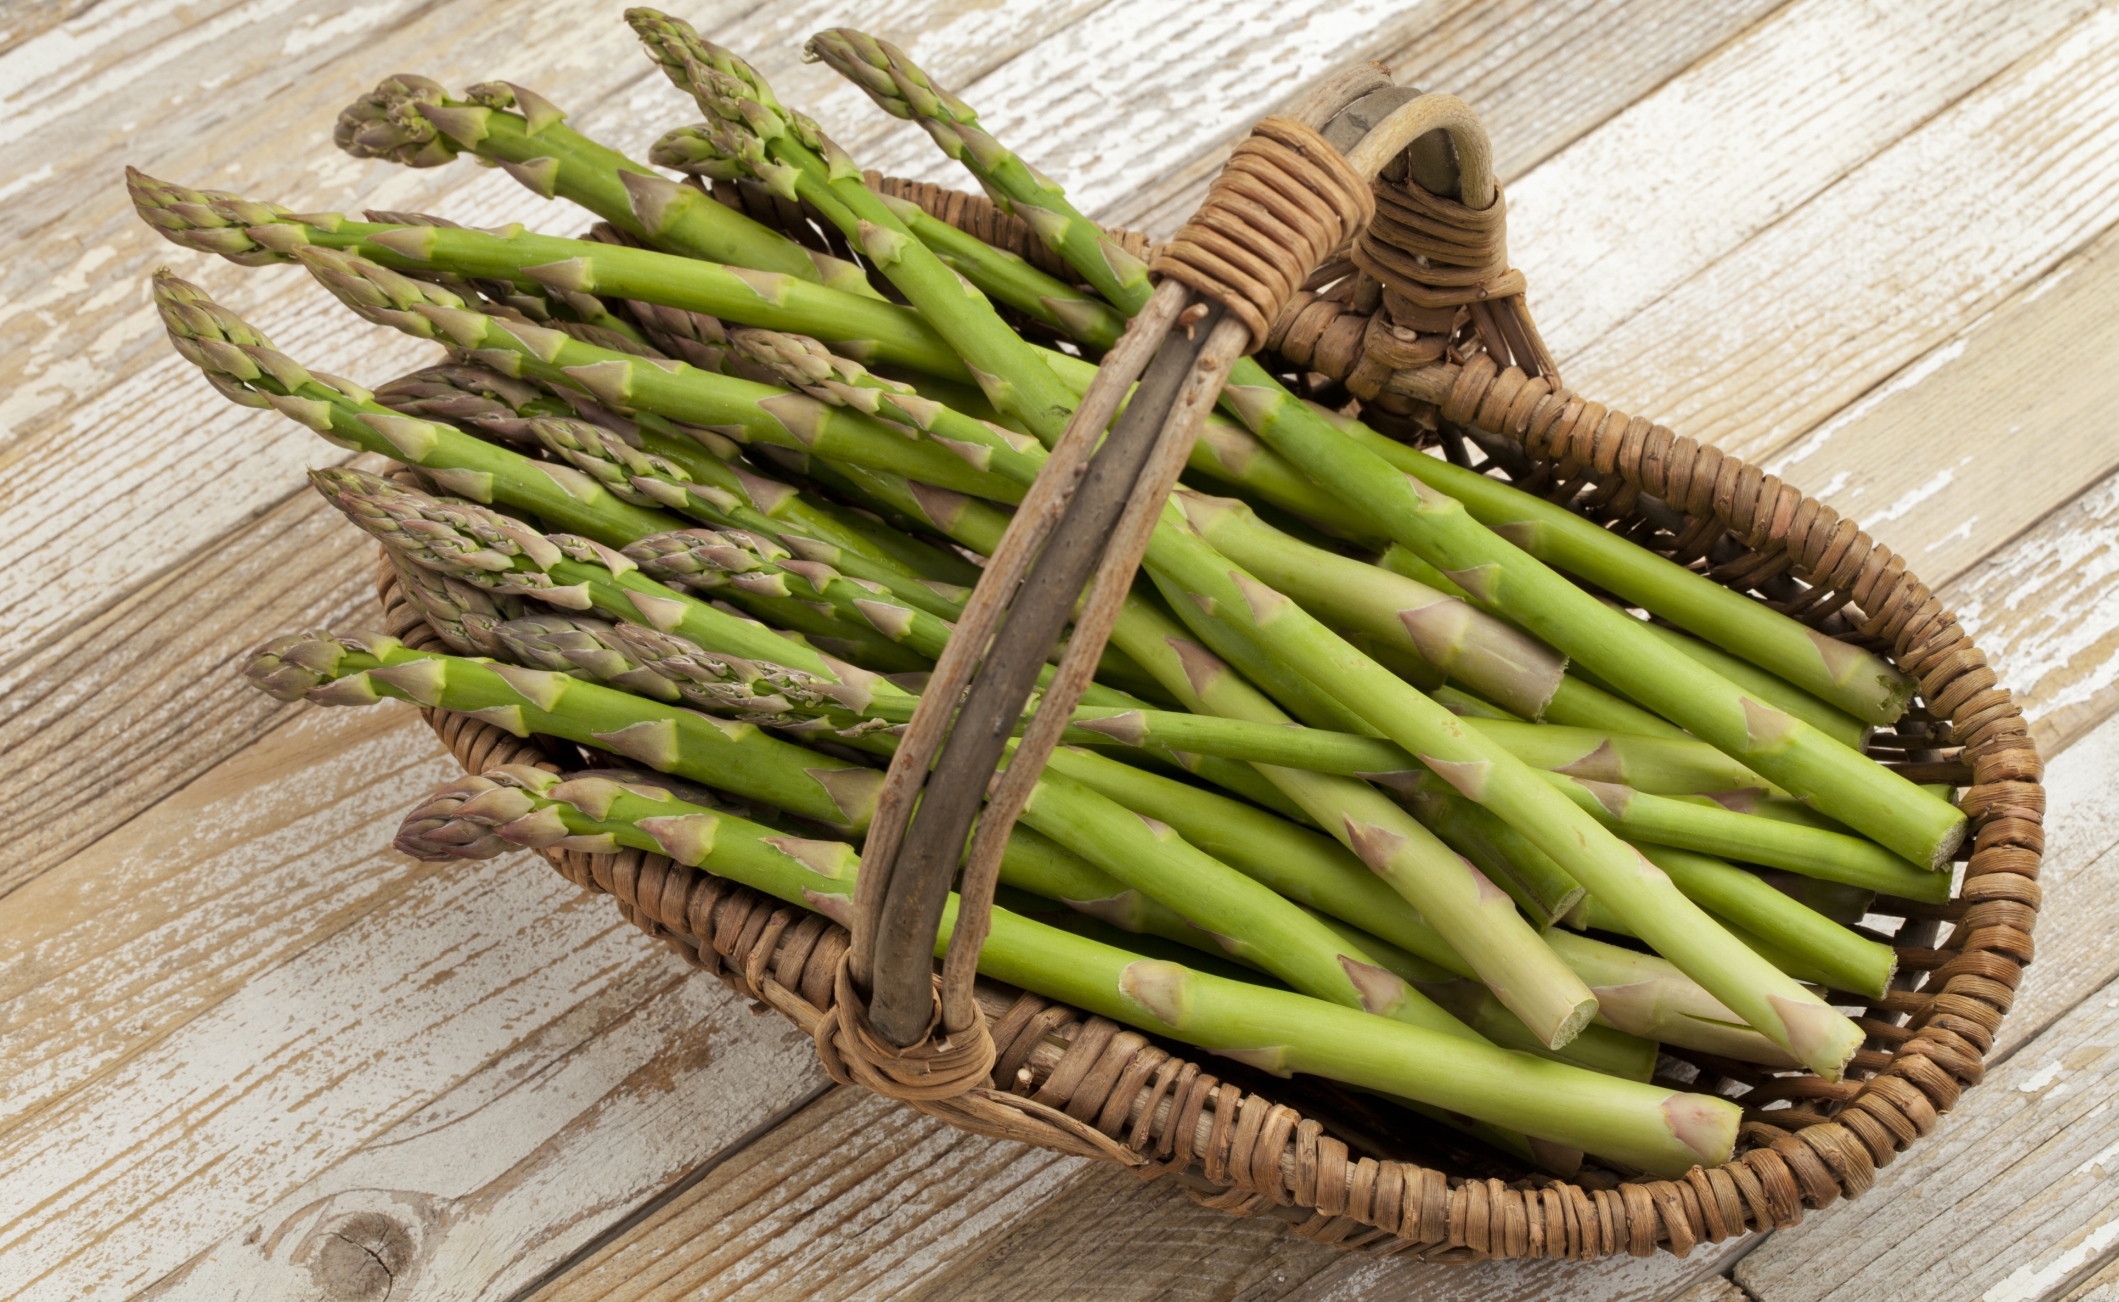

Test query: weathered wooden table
[6,1,2119,1297]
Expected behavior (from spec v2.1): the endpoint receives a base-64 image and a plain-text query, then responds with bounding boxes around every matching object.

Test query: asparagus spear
[1633,846,1896,999]
[252,631,883,828]
[332,74,867,289]
[627,15,1082,444]
[1303,911,1658,1081]
[399,762,1739,1175]
[1178,489,1690,738]
[807,33,1955,870]
[1339,418,1917,726]
[805,29,1153,315]
[128,170,965,378]
[1378,544,1872,750]
[1541,773,1949,902]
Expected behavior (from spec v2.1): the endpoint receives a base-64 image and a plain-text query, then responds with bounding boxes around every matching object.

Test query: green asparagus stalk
[1631,619,1873,750]
[252,632,882,828]
[1177,490,1689,738]
[399,762,1739,1175]
[1540,773,1948,902]
[1633,846,1896,999]
[129,170,966,378]
[332,74,868,290]
[1338,418,1917,727]
[1397,773,1584,927]
[1049,745,1793,1064]
[1303,912,1657,1081]
[291,245,1027,506]
[804,29,1154,315]
[628,15,1081,444]
[1139,508,1865,1078]
[1378,544,1872,750]
[374,363,977,612]
[799,38,1913,728]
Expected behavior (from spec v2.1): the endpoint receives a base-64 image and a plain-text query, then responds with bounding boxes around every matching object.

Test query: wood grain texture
[1732,965,2119,1300]
[1094,0,1785,237]
[1512,0,2104,363]
[0,455,386,900]
[534,1087,1100,1302]
[0,702,828,1301]
[2066,1255,2119,1301]
[1554,2,2119,465]
[1767,218,2119,586]
[1944,468,2119,759]
[1261,1234,1756,1301]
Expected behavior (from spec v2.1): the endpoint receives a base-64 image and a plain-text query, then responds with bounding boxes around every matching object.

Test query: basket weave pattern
[368,172,2043,1263]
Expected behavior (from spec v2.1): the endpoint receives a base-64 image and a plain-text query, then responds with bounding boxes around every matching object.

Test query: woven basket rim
[367,177,2040,1265]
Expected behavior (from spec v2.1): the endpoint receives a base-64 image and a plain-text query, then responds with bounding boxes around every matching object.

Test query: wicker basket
[370,109,2041,1263]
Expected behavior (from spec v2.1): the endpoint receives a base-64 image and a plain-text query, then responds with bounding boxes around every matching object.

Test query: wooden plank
[532,1087,1102,1302]
[1554,3,2119,466]
[2065,1255,2119,1301]
[0,456,385,900]
[1943,468,2119,759]
[1670,1280,1751,1302]
[1730,966,2119,1300]
[1765,218,2119,586]
[1098,0,1785,238]
[539,1081,1751,1302]
[1260,1234,1756,1301]
[1512,0,2103,362]
[0,702,828,1300]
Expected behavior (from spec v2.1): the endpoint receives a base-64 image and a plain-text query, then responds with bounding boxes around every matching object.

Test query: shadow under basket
[370,175,2042,1265]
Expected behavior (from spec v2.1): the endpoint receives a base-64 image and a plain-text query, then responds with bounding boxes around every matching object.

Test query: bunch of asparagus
[136,10,1965,1183]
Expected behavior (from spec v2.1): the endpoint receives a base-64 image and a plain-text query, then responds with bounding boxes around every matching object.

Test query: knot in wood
[1150,117,1374,351]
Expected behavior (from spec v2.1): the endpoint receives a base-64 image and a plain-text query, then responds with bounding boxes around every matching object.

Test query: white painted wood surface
[5,0,2119,1298]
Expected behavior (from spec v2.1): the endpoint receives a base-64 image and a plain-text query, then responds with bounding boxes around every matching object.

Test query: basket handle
[839,69,1491,1056]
